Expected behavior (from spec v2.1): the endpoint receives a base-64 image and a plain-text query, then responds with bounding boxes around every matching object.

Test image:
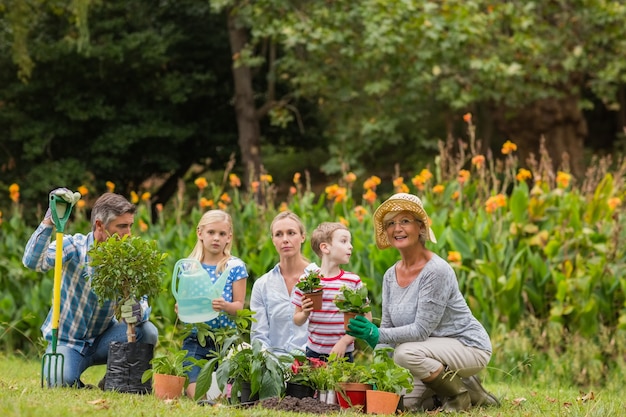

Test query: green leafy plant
[333,285,372,314]
[295,270,323,293]
[141,348,193,383]
[326,354,371,386]
[287,355,327,390]
[216,339,291,402]
[88,234,168,342]
[367,347,414,394]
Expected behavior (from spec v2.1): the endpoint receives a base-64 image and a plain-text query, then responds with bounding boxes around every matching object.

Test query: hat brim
[373,196,437,249]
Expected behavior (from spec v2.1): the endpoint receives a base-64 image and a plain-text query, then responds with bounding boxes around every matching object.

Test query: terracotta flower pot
[336,382,373,409]
[365,390,401,415]
[304,290,323,310]
[343,312,358,331]
[153,373,185,400]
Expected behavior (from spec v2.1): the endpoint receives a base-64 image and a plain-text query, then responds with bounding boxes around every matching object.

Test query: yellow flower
[106,181,115,192]
[556,171,572,188]
[608,197,621,210]
[447,251,462,265]
[130,191,139,204]
[516,168,532,182]
[260,174,273,184]
[76,200,86,209]
[194,177,208,190]
[78,185,89,196]
[199,197,213,209]
[433,184,445,194]
[220,193,231,204]
[501,140,517,155]
[458,170,470,185]
[471,155,485,169]
[339,216,349,226]
[363,176,381,191]
[229,173,241,188]
[141,192,151,202]
[293,172,301,184]
[363,189,377,204]
[279,202,289,212]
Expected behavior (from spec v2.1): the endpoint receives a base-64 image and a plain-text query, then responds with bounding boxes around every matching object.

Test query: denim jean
[43,321,158,387]
[182,334,218,383]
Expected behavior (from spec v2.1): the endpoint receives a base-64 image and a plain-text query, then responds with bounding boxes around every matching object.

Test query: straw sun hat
[373,193,437,249]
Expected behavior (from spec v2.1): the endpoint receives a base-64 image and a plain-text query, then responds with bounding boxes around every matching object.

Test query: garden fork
[41,193,77,388]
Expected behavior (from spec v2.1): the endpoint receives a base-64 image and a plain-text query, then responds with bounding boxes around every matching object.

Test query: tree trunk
[493,96,587,179]
[227,11,262,187]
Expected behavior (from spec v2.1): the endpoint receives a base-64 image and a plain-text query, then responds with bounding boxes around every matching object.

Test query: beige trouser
[393,337,491,410]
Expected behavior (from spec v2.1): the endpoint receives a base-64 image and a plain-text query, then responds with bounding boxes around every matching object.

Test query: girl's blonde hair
[188,209,233,274]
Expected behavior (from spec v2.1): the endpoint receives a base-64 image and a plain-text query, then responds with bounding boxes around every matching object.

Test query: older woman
[348,193,498,412]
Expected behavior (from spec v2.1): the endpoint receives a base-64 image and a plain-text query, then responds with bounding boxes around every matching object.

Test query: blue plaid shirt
[23,223,117,354]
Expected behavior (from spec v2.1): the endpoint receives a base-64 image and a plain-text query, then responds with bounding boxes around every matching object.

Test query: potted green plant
[141,348,194,400]
[285,355,326,399]
[295,270,324,310]
[88,234,167,394]
[365,347,414,414]
[333,285,372,330]
[326,355,372,410]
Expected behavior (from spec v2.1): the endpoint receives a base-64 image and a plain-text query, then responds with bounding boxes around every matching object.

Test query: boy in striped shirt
[292,222,371,361]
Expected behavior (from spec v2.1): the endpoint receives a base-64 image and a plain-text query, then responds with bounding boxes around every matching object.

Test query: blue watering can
[171,258,231,323]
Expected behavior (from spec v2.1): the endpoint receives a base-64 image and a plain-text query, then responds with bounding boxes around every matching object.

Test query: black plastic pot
[103,341,154,394]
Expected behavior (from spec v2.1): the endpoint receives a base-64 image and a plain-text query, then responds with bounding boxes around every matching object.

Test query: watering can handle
[50,194,77,233]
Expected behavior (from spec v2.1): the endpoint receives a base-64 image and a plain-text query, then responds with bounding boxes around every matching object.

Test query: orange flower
[279,202,289,212]
[220,193,231,204]
[471,155,485,169]
[353,205,367,222]
[447,251,462,265]
[393,176,404,188]
[293,172,301,184]
[556,171,572,188]
[156,203,163,212]
[77,185,89,196]
[218,201,227,210]
[76,200,86,209]
[516,168,532,182]
[334,187,348,203]
[419,169,433,182]
[608,197,621,210]
[138,219,148,232]
[463,113,472,123]
[106,181,115,192]
[194,177,208,190]
[339,216,349,226]
[433,184,445,194]
[141,192,151,202]
[344,172,357,184]
[229,173,241,188]
[363,189,377,204]
[485,194,507,213]
[458,170,470,185]
[130,191,139,204]
[199,197,214,209]
[452,191,460,200]
[251,181,260,193]
[363,176,381,191]
[289,186,297,195]
[260,174,273,184]
[501,140,517,155]
[9,183,19,203]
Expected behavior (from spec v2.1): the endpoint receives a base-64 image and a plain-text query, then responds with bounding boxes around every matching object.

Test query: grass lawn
[0,354,622,416]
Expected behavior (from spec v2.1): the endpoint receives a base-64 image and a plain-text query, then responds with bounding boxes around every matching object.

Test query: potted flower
[365,347,414,414]
[285,356,326,399]
[88,234,167,394]
[141,348,194,400]
[333,285,371,330]
[295,270,324,310]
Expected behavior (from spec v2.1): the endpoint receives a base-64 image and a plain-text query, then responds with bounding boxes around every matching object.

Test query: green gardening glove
[347,315,379,348]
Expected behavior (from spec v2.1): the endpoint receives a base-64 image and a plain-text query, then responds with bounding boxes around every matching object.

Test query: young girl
[179,209,248,399]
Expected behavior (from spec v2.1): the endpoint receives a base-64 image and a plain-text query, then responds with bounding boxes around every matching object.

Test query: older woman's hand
[347,315,379,348]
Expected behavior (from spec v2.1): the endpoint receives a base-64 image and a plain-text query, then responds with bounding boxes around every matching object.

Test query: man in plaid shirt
[23,190,158,388]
